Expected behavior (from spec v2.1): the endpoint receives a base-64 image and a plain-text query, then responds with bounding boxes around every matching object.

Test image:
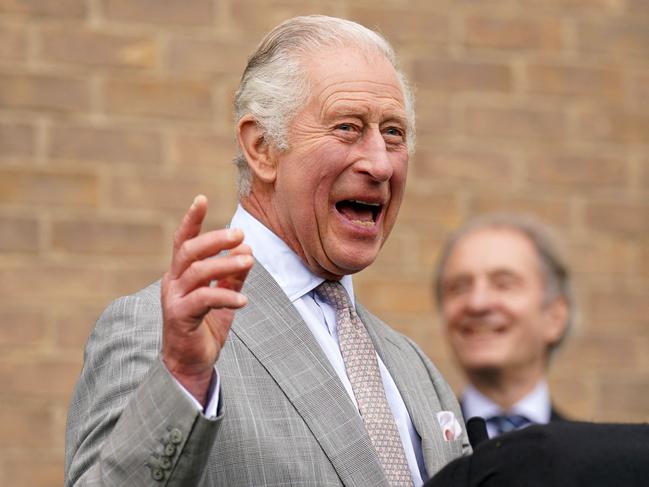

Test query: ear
[237,114,278,184]
[544,296,569,346]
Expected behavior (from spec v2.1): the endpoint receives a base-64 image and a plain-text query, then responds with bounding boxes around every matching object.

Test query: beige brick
[0,121,35,157]
[38,28,158,69]
[0,359,80,400]
[0,169,97,207]
[0,308,46,348]
[52,218,165,254]
[559,335,640,372]
[49,124,162,165]
[53,305,106,349]
[227,0,338,35]
[0,399,55,447]
[0,0,86,18]
[463,14,564,51]
[348,7,450,45]
[356,276,433,314]
[526,64,624,102]
[0,264,112,301]
[627,0,649,13]
[104,78,213,120]
[415,148,514,183]
[472,195,572,227]
[412,59,513,93]
[630,71,649,110]
[413,94,452,138]
[172,131,238,167]
[0,72,90,113]
[597,375,649,422]
[104,0,214,26]
[397,190,463,229]
[526,152,626,189]
[0,216,39,252]
[0,23,29,62]
[569,238,631,275]
[585,201,649,237]
[588,290,649,333]
[577,18,649,60]
[2,455,63,487]
[109,174,237,222]
[165,38,252,75]
[640,242,649,278]
[519,0,624,10]
[465,105,567,140]
[577,108,649,144]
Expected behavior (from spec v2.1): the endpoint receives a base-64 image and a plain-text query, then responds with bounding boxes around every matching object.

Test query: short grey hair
[433,213,575,352]
[233,15,416,197]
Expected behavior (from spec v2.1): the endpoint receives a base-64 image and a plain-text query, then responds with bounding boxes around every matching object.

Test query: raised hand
[161,195,253,405]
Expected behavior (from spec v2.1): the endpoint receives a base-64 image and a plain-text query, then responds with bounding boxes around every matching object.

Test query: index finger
[172,194,209,254]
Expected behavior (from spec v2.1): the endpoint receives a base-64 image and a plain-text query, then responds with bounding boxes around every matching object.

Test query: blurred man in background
[433,214,573,438]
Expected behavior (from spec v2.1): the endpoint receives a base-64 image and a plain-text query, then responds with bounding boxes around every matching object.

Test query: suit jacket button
[170,428,183,444]
[160,456,172,469]
[164,443,176,456]
[151,467,164,481]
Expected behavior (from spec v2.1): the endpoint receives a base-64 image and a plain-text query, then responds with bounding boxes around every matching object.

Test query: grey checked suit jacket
[65,262,470,486]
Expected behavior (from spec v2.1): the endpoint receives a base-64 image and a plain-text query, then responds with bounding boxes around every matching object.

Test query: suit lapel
[357,305,463,476]
[230,262,388,487]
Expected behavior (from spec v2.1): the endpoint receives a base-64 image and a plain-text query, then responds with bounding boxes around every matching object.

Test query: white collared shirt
[461,381,552,438]
[229,205,427,485]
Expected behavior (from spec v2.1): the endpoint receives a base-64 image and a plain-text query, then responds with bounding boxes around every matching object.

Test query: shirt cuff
[171,366,221,419]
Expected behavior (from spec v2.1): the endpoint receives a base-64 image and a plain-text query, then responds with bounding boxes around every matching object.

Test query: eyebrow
[325,105,408,127]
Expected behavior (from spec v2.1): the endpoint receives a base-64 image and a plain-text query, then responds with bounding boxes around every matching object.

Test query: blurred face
[440,228,566,380]
[266,48,409,279]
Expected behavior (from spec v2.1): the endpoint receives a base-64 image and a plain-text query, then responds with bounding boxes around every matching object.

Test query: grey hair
[433,213,575,353]
[233,14,416,197]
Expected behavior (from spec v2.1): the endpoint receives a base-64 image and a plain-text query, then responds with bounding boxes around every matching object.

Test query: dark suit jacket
[425,421,649,487]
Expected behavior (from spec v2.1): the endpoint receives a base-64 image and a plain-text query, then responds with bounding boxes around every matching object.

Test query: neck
[467,367,545,411]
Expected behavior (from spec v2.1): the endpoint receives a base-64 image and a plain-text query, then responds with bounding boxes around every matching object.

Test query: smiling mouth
[335,200,383,227]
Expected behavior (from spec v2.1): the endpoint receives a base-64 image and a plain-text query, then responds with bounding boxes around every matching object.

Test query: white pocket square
[437,410,464,442]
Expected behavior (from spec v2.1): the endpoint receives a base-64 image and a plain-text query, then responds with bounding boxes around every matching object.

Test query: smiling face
[440,228,567,382]
[249,48,409,279]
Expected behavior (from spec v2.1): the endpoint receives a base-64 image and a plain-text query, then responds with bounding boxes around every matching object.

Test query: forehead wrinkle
[318,89,406,124]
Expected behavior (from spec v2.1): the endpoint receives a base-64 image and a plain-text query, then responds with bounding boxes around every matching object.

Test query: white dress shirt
[461,381,552,439]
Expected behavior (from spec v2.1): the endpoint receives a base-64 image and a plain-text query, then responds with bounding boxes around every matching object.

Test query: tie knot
[314,280,352,311]
[487,414,531,435]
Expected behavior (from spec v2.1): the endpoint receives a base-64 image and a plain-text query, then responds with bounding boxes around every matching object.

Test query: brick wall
[0,1,647,485]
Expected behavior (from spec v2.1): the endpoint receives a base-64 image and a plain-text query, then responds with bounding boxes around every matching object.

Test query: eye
[335,123,359,134]
[382,125,406,144]
[443,277,472,298]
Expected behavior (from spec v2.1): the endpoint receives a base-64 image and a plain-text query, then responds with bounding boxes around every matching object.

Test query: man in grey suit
[65,15,470,487]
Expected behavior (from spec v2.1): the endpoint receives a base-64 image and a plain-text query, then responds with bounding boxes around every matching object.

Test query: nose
[354,126,393,182]
[464,281,493,314]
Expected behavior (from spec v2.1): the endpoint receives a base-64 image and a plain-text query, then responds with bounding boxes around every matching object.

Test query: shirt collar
[461,380,551,424]
[230,205,354,303]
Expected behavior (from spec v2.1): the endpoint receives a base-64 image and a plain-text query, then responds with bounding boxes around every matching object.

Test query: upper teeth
[350,200,380,206]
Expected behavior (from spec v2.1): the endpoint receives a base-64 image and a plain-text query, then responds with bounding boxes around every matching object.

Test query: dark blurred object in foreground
[426,421,649,487]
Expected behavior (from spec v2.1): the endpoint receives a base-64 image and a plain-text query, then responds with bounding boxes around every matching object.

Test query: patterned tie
[315,280,413,487]
[487,414,532,437]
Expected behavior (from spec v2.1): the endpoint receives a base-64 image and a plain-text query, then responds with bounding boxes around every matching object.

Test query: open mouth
[335,200,382,227]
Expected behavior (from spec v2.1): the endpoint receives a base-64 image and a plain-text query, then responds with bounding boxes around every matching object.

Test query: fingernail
[190,195,199,210]
[237,255,252,267]
[238,294,247,306]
